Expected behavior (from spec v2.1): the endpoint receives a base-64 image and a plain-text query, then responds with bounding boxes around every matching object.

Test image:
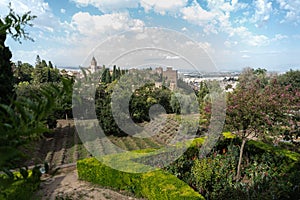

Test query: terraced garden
[22,115,190,168]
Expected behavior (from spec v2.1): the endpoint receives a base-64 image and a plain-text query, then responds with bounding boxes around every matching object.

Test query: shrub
[191,140,300,200]
[77,157,204,200]
[0,169,41,200]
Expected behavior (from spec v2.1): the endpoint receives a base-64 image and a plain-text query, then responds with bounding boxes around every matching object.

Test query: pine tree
[112,65,116,81]
[48,61,53,69]
[35,55,41,67]
[105,69,111,83]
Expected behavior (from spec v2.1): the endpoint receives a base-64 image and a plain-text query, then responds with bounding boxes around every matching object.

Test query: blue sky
[1,0,300,71]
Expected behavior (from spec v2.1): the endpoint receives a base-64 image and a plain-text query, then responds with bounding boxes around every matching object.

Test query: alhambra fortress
[89,56,179,90]
[63,56,238,92]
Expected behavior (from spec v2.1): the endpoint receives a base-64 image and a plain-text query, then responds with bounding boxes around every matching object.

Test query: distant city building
[182,74,239,92]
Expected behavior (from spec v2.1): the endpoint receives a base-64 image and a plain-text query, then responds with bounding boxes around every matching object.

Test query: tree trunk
[236,138,246,181]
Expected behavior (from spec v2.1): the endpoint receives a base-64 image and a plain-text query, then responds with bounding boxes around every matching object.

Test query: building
[154,67,178,90]
[90,56,101,73]
[163,67,178,88]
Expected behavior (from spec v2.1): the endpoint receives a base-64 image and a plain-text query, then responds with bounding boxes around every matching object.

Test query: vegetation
[0,6,73,199]
[0,4,35,104]
[0,166,42,200]
[0,4,299,199]
[225,68,299,180]
[77,157,204,200]
[163,135,300,200]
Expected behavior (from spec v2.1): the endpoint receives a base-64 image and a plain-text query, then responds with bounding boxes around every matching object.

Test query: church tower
[90,56,97,73]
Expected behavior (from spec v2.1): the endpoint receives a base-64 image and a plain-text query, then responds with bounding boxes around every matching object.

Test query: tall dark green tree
[101,68,111,84]
[0,5,35,104]
[112,65,117,81]
[48,61,53,69]
[0,33,13,104]
[35,55,41,67]
[41,59,47,68]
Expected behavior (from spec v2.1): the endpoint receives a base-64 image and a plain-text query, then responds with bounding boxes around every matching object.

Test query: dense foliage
[164,136,300,200]
[0,6,73,171]
[0,4,35,104]
[0,166,41,200]
[225,68,299,179]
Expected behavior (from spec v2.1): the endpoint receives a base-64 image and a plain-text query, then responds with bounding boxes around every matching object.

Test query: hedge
[77,157,204,200]
[77,134,300,200]
[77,138,206,199]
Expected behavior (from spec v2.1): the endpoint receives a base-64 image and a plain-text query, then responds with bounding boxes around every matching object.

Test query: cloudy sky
[1,0,300,71]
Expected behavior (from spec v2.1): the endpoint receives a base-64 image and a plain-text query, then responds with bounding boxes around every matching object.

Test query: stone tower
[90,56,97,73]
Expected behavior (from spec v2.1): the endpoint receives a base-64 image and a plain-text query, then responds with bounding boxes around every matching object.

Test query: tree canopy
[0,4,36,104]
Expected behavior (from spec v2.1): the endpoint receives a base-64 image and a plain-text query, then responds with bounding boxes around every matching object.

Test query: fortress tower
[90,56,98,73]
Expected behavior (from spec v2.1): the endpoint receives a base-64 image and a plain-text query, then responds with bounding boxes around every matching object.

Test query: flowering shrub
[191,141,300,199]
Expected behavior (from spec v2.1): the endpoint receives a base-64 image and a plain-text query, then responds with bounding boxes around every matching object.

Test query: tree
[41,59,47,68]
[48,61,53,69]
[277,70,300,141]
[35,55,41,67]
[0,6,35,104]
[95,82,123,136]
[13,62,34,84]
[101,68,111,83]
[112,65,116,81]
[225,71,296,180]
[278,70,300,91]
[32,56,60,83]
[0,4,40,168]
[0,80,73,169]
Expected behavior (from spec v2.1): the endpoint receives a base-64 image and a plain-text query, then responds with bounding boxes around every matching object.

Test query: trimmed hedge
[77,157,204,200]
[247,140,300,162]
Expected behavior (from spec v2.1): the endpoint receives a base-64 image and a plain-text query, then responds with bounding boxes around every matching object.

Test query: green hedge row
[247,140,300,162]
[77,157,204,200]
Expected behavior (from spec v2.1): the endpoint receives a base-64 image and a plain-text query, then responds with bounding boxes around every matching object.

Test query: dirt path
[35,167,145,200]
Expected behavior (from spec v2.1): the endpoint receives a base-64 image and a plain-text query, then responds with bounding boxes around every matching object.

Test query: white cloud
[0,0,68,34]
[140,0,188,15]
[165,55,180,60]
[224,40,238,48]
[71,0,188,15]
[269,34,288,43]
[0,0,50,19]
[242,54,250,59]
[277,0,300,24]
[71,0,139,13]
[181,2,217,27]
[198,42,215,54]
[274,34,288,40]
[206,0,248,13]
[240,50,250,53]
[180,1,271,47]
[247,34,269,46]
[71,12,144,37]
[60,8,66,14]
[252,0,273,26]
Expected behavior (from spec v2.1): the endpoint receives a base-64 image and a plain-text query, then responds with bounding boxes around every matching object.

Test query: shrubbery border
[77,157,204,200]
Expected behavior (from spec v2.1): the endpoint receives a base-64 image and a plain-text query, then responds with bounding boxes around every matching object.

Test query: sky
[1,0,300,72]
